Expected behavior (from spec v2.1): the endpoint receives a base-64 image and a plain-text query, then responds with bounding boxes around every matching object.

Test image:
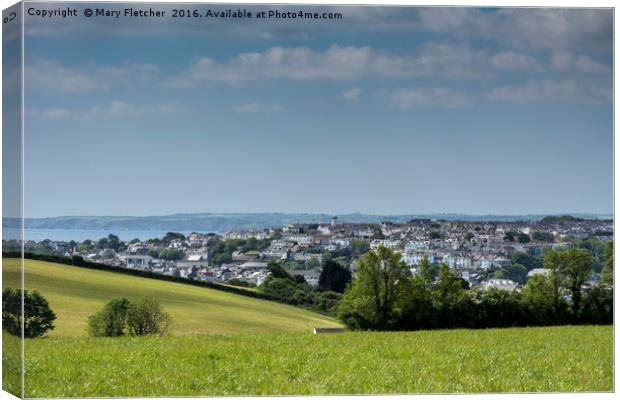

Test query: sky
[17,4,613,217]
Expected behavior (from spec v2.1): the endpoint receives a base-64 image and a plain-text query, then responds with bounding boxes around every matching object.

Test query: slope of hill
[2,259,341,336]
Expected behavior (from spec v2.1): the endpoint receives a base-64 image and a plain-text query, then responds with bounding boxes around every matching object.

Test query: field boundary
[3,251,314,310]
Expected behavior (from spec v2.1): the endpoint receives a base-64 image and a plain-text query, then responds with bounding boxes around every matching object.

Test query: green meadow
[3,259,341,336]
[3,326,612,397]
[1,259,614,397]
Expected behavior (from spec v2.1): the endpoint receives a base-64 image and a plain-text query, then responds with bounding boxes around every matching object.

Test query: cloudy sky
[21,5,613,217]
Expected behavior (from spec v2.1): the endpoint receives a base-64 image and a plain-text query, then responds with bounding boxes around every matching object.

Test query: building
[119,254,153,269]
[481,279,518,291]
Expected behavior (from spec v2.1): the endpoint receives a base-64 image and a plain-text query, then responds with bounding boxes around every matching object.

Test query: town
[7,215,612,292]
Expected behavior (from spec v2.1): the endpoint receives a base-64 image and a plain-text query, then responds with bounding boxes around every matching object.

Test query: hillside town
[8,215,613,291]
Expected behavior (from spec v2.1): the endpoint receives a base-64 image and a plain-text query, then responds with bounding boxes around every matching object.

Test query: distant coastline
[2,212,613,240]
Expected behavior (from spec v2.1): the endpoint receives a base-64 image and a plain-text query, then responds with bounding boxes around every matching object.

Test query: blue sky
[20,5,613,217]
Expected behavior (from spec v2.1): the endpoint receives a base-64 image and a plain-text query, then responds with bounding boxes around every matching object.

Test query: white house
[119,254,153,269]
[481,279,518,291]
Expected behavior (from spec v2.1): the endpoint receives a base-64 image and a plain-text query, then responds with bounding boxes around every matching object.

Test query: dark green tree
[318,260,352,293]
[560,248,592,319]
[267,261,293,280]
[2,288,56,338]
[517,232,531,244]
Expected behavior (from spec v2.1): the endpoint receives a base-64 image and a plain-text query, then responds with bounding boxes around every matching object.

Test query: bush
[126,297,173,336]
[226,278,255,288]
[88,296,172,337]
[578,285,613,324]
[88,298,131,337]
[2,287,56,338]
[316,291,342,313]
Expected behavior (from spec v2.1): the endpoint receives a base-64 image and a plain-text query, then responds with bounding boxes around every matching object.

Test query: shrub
[88,296,172,337]
[2,287,56,338]
[88,298,131,337]
[226,278,255,288]
[316,291,342,313]
[126,297,173,336]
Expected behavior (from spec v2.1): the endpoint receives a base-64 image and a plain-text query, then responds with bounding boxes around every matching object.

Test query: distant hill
[2,259,341,336]
[3,212,612,233]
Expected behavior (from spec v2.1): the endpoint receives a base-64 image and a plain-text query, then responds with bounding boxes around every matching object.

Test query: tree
[316,291,342,313]
[267,261,293,280]
[503,263,528,284]
[517,232,531,244]
[106,234,122,251]
[432,264,471,329]
[511,252,543,271]
[318,260,352,293]
[399,274,434,330]
[543,250,565,317]
[560,248,592,319]
[2,288,56,338]
[305,257,320,270]
[260,277,316,306]
[429,231,442,240]
[418,257,437,285]
[578,285,612,324]
[159,248,185,261]
[162,232,186,246]
[350,239,370,258]
[88,298,131,337]
[601,240,613,285]
[338,246,412,330]
[126,297,173,336]
[503,231,516,242]
[532,231,554,243]
[147,249,160,259]
[473,288,524,328]
[521,274,558,325]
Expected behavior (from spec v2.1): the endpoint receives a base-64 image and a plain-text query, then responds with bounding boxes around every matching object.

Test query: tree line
[337,243,613,331]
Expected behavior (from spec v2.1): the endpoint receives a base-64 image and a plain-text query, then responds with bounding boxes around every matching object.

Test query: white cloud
[491,51,541,72]
[391,88,473,109]
[167,43,490,87]
[342,88,362,102]
[487,79,612,105]
[25,60,160,92]
[32,101,182,120]
[232,103,283,113]
[419,8,612,53]
[551,51,611,75]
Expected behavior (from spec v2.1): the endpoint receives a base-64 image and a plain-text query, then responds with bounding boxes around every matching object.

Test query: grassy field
[2,258,341,336]
[1,259,613,397]
[3,325,612,397]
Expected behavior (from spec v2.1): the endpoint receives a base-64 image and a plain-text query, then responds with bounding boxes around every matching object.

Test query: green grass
[6,325,612,397]
[2,259,613,397]
[2,258,341,336]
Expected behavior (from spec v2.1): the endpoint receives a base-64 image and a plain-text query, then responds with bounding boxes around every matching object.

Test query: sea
[2,228,204,242]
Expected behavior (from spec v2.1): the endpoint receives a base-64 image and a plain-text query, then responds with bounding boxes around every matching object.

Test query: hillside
[2,259,341,336]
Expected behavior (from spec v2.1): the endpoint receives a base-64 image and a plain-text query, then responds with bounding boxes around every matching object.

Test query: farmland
[2,259,341,336]
[4,325,613,397]
[1,259,613,397]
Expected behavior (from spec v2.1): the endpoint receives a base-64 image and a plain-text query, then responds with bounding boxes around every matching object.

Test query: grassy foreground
[2,258,340,336]
[4,325,611,397]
